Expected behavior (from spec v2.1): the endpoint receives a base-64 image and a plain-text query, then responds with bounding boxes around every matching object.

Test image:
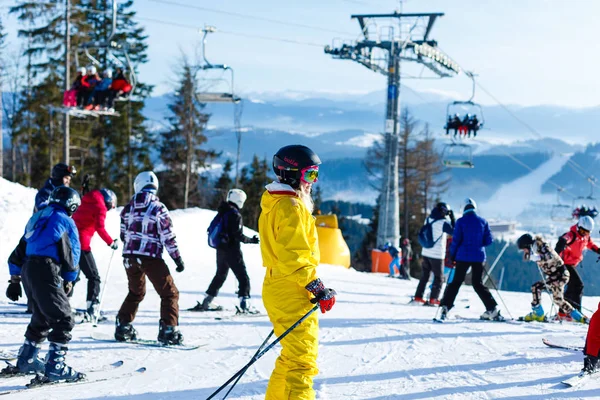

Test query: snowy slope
[0,178,598,399]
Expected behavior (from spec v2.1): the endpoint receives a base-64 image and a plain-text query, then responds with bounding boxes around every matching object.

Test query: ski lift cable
[147,0,358,37]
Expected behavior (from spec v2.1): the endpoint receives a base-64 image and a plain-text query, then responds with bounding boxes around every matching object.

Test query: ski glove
[250,235,259,244]
[110,239,119,250]
[175,257,185,273]
[6,276,22,302]
[305,278,337,313]
[63,281,73,296]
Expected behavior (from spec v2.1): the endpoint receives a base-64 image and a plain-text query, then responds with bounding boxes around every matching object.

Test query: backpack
[207,210,234,249]
[418,218,442,249]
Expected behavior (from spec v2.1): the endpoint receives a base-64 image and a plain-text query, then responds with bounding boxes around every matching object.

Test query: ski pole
[93,248,116,327]
[483,266,513,320]
[483,241,509,285]
[207,304,319,400]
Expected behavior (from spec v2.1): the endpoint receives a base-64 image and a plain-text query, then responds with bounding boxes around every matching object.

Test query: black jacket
[217,201,253,250]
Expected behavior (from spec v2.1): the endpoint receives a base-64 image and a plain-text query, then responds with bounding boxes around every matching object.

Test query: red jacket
[559,224,599,266]
[73,190,113,251]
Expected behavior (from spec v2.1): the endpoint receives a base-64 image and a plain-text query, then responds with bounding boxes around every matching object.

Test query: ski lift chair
[441,142,474,168]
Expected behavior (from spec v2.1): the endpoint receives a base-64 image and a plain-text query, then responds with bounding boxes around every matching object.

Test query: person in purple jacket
[114,171,186,345]
[438,198,501,321]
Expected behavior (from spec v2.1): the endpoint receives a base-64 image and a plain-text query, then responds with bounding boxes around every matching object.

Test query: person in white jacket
[412,202,455,305]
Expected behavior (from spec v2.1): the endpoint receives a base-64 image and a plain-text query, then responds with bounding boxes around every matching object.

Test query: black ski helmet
[49,186,81,216]
[517,233,534,250]
[436,202,450,216]
[51,163,77,180]
[273,145,321,188]
[100,188,117,210]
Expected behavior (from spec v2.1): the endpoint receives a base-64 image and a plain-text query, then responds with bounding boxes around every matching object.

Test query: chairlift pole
[63,0,71,164]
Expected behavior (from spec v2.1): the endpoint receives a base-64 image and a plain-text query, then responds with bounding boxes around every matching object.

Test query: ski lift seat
[196,92,241,103]
[441,143,474,168]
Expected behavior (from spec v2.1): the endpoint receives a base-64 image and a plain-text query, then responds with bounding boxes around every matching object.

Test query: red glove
[305,278,337,313]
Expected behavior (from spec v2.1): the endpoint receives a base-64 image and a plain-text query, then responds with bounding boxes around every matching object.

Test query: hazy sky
[2,0,599,108]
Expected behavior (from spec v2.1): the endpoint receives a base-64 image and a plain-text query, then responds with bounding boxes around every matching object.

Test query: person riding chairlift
[92,70,113,111]
[71,67,90,108]
[83,66,101,110]
[467,115,481,138]
[445,114,461,137]
[107,67,133,110]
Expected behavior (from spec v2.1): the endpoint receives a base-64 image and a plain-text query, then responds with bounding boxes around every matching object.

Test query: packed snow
[0,177,598,399]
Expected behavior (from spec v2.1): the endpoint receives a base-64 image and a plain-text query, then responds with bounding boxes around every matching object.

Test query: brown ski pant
[117,256,179,326]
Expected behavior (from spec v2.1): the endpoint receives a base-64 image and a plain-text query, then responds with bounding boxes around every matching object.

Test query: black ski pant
[21,257,74,344]
[206,248,250,298]
[564,264,583,312]
[441,261,498,312]
[415,256,444,300]
[70,250,101,304]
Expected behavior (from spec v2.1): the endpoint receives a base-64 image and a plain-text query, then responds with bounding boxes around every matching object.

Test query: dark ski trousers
[415,256,444,300]
[70,250,101,303]
[564,264,583,312]
[441,261,498,311]
[21,257,74,344]
[206,248,250,298]
[117,256,179,327]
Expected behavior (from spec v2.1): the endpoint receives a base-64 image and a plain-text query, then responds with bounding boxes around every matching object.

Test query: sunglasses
[300,165,319,184]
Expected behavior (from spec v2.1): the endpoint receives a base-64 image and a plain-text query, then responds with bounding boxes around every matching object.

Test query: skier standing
[34,163,77,213]
[439,198,501,320]
[413,202,455,306]
[517,233,587,323]
[193,189,259,312]
[3,187,83,383]
[115,171,186,345]
[400,238,413,278]
[259,145,336,399]
[382,242,402,278]
[71,188,118,319]
[581,304,600,374]
[555,216,600,319]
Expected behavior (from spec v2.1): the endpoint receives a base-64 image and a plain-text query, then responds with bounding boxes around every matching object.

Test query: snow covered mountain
[0,178,597,399]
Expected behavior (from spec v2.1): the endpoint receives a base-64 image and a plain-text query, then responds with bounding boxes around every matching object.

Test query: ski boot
[1,340,45,376]
[523,304,545,322]
[157,320,184,345]
[36,342,85,384]
[409,297,426,305]
[201,295,223,311]
[114,317,138,342]
[85,301,100,322]
[438,305,449,321]
[582,355,599,374]
[424,299,440,307]
[237,296,259,314]
[480,308,504,321]
[570,309,590,324]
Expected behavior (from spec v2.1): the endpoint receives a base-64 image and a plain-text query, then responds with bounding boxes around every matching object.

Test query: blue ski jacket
[8,204,80,281]
[34,178,62,213]
[449,210,493,263]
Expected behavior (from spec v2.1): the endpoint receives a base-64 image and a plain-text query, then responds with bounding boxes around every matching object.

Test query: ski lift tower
[197,26,243,186]
[325,11,460,247]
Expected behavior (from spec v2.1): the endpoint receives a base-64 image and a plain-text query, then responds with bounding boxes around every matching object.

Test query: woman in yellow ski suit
[259,145,336,400]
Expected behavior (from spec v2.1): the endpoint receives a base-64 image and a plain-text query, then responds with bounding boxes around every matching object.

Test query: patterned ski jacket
[531,235,566,277]
[120,191,181,261]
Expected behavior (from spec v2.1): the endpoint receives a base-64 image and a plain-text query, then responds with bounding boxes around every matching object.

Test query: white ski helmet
[78,66,87,75]
[578,215,594,232]
[464,197,477,211]
[88,65,97,75]
[227,189,247,209]
[134,171,159,194]
[103,69,112,78]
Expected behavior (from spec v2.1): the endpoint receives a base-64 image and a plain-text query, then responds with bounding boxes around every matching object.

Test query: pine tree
[415,124,449,213]
[210,159,234,209]
[160,56,215,210]
[239,155,269,230]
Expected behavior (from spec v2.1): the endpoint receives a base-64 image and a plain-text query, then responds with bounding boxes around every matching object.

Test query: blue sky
[2,0,599,107]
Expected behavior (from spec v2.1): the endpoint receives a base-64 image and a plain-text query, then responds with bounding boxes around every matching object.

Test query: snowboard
[90,331,205,350]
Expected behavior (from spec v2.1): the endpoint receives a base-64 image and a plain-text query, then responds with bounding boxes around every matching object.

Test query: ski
[214,311,264,321]
[0,351,17,361]
[1,360,123,380]
[184,301,226,312]
[0,364,143,396]
[561,371,598,388]
[90,331,205,351]
[542,338,584,352]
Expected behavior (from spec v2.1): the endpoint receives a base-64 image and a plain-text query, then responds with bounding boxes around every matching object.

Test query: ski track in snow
[0,177,598,399]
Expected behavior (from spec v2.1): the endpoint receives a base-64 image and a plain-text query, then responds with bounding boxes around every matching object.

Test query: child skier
[72,188,118,319]
[516,233,587,323]
[3,187,83,383]
[115,171,186,345]
[193,188,259,313]
[555,216,600,319]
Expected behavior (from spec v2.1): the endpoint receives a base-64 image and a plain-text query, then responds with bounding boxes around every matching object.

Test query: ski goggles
[300,165,319,184]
